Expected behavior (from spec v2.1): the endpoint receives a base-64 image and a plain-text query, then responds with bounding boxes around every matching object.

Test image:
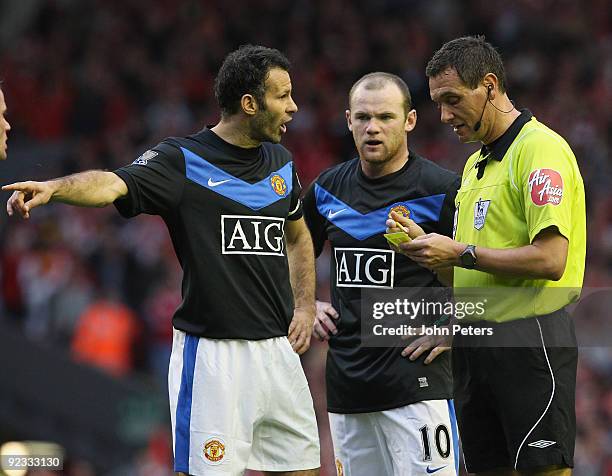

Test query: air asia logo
[389,204,410,218]
[221,215,285,256]
[335,248,395,288]
[528,169,563,206]
[203,438,225,464]
[270,174,288,196]
[132,149,158,165]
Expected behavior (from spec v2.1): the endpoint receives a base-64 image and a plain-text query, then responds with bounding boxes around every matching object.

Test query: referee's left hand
[288,306,315,355]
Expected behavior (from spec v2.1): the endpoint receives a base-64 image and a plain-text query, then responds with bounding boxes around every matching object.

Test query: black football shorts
[452,309,577,473]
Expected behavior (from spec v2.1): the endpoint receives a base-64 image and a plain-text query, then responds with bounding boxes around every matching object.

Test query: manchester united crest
[389,204,410,218]
[270,174,287,196]
[203,438,226,465]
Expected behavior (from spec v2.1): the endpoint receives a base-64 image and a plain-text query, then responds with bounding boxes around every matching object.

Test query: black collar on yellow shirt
[476,109,533,180]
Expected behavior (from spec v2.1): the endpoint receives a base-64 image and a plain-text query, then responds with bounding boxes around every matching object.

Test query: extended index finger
[2,182,32,192]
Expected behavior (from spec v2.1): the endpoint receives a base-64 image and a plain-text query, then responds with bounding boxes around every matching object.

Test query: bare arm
[469,228,568,280]
[285,217,316,354]
[3,171,128,218]
[387,211,568,281]
[400,227,568,281]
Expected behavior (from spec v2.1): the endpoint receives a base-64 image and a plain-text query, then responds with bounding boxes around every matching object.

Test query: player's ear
[405,109,417,133]
[241,94,258,116]
[346,110,352,131]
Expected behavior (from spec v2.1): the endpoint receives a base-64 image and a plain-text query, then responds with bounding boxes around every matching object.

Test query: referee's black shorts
[452,309,577,473]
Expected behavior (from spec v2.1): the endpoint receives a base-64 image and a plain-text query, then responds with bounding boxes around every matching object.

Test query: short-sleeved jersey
[113,128,303,339]
[303,152,460,413]
[454,110,586,322]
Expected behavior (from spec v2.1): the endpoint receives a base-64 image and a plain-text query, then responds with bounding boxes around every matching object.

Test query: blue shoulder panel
[314,183,446,241]
[182,146,293,210]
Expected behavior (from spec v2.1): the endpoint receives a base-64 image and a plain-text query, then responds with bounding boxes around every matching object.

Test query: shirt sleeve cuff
[287,199,303,221]
[529,217,570,243]
[112,170,139,218]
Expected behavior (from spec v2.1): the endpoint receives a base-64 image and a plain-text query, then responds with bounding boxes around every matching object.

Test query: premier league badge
[474,198,491,230]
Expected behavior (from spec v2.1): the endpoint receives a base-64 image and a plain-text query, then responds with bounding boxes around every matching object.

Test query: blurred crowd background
[0,0,610,475]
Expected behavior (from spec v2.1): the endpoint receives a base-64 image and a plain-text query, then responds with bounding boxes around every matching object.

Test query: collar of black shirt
[475,109,533,179]
[356,149,418,185]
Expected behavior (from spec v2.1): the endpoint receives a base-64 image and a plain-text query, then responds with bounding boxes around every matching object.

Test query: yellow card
[384,232,412,247]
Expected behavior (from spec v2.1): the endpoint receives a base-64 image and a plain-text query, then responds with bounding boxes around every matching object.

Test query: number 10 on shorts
[419,424,452,461]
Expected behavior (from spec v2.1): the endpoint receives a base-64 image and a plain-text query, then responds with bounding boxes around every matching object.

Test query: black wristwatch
[459,244,477,269]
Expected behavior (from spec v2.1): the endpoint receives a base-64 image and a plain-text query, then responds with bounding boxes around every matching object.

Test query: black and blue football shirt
[113,128,302,339]
[303,151,460,413]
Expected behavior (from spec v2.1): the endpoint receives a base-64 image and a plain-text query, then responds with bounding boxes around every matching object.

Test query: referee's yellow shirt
[453,110,586,322]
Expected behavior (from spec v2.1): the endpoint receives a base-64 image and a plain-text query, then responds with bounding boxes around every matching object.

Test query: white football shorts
[329,399,459,476]
[168,329,320,475]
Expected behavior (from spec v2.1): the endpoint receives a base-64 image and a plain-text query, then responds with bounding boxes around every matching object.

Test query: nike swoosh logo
[208,178,232,187]
[426,465,447,474]
[327,209,346,219]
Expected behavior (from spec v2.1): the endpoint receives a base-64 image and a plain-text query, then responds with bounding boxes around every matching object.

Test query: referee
[390,36,585,476]
[304,73,461,476]
[4,45,320,476]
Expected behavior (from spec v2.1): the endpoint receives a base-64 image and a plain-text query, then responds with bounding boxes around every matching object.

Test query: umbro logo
[528,440,556,449]
[327,208,346,219]
[208,178,232,187]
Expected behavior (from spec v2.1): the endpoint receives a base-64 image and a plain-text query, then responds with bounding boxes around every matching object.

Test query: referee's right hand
[314,300,339,341]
